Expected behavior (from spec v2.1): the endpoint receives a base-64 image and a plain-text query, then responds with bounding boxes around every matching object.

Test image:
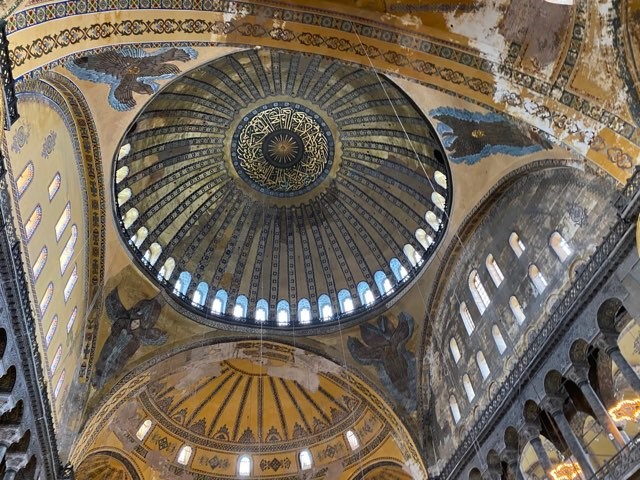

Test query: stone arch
[596,297,626,333]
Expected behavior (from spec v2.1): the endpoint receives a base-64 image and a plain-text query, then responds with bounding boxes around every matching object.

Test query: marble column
[503,447,525,480]
[544,395,596,478]
[607,345,640,393]
[523,423,553,477]
[570,364,627,450]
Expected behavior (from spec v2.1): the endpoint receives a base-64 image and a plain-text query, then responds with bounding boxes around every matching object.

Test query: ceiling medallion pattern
[113,48,452,331]
[232,103,333,195]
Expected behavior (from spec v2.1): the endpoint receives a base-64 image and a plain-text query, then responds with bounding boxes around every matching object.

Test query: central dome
[232,103,333,195]
[113,48,451,331]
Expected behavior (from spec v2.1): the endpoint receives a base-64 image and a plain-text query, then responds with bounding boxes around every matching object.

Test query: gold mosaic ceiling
[114,48,452,331]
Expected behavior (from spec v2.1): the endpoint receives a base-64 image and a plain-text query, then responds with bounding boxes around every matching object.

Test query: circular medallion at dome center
[231,104,333,196]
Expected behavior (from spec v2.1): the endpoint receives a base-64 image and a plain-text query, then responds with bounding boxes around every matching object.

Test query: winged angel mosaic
[66,46,197,111]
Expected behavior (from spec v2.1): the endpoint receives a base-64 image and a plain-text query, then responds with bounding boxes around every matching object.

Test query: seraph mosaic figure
[92,287,166,389]
[66,46,197,111]
[431,107,552,165]
[348,312,416,411]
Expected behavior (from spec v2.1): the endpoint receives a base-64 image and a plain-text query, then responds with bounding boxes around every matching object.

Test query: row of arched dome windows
[448,230,575,423]
[135,419,359,472]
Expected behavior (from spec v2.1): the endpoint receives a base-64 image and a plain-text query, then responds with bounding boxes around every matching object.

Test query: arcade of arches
[0,0,638,479]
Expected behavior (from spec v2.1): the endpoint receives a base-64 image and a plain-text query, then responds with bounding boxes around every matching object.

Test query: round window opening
[113,48,452,332]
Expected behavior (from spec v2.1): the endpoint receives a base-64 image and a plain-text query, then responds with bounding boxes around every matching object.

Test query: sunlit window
[174,271,191,296]
[390,258,408,281]
[63,264,78,302]
[67,307,78,333]
[192,282,209,306]
[16,162,34,198]
[550,231,572,262]
[374,271,392,296]
[345,430,359,450]
[450,395,461,423]
[117,188,132,206]
[357,281,374,306]
[48,173,61,201]
[45,315,57,347]
[238,455,251,476]
[298,298,311,324]
[122,208,139,229]
[318,294,332,321]
[485,254,504,287]
[211,289,228,314]
[136,419,152,441]
[33,246,48,281]
[299,450,313,470]
[255,299,268,322]
[158,257,175,281]
[450,337,461,363]
[509,232,526,258]
[432,191,446,211]
[50,344,62,375]
[425,211,441,232]
[25,205,42,242]
[276,300,290,326]
[177,445,192,465]
[233,295,248,318]
[477,351,490,380]
[529,264,548,294]
[404,244,422,267]
[40,282,54,315]
[434,170,448,189]
[416,228,434,251]
[115,166,129,184]
[54,369,65,399]
[469,270,490,314]
[460,302,475,336]
[509,296,526,325]
[60,225,78,275]
[338,289,354,314]
[131,226,148,248]
[492,325,507,354]
[463,374,475,402]
[55,202,71,241]
[118,143,131,160]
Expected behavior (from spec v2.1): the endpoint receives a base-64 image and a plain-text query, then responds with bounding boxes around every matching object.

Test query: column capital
[542,394,567,416]
[565,363,590,386]
[595,333,620,354]
[521,422,542,443]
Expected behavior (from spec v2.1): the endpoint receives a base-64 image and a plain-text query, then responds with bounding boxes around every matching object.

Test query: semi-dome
[113,48,451,330]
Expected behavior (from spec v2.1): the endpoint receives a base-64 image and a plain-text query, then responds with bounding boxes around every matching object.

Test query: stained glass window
[48,173,61,201]
[33,246,48,280]
[16,162,34,198]
[63,264,78,302]
[67,307,78,333]
[45,315,57,347]
[40,282,53,315]
[50,344,62,375]
[55,202,71,241]
[60,225,78,274]
[25,205,42,242]
[54,369,65,398]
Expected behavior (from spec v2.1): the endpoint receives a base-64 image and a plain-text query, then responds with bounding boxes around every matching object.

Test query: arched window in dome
[297,298,312,324]
[357,282,375,306]
[492,325,507,354]
[33,246,47,281]
[64,264,78,302]
[173,271,191,296]
[550,231,572,262]
[345,430,360,451]
[468,270,490,314]
[416,228,434,251]
[425,211,442,232]
[255,299,268,322]
[177,445,192,466]
[48,173,61,201]
[528,264,548,294]
[25,205,42,242]
[432,191,446,211]
[136,419,152,441]
[463,374,475,402]
[16,162,34,198]
[192,282,209,306]
[374,271,392,296]
[60,225,78,275]
[318,295,333,321]
[276,300,290,326]
[238,455,251,477]
[115,166,129,184]
[509,232,526,258]
[131,226,148,248]
[338,289,354,314]
[477,351,490,380]
[509,296,526,325]
[158,257,175,281]
[122,208,139,229]
[460,302,475,336]
[118,143,131,160]
[404,244,422,267]
[55,202,71,241]
[450,338,461,363]
[233,295,249,318]
[211,290,228,315]
[390,258,408,282]
[434,170,448,189]
[45,315,57,347]
[117,188,132,206]
[40,282,53,315]
[450,395,461,424]
[143,242,162,266]
[485,254,504,287]
[299,450,313,470]
[67,307,78,333]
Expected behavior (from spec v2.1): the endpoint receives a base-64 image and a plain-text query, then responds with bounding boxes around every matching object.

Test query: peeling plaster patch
[404,458,426,479]
[380,12,423,28]
[445,0,507,61]
[174,361,222,391]
[266,365,320,392]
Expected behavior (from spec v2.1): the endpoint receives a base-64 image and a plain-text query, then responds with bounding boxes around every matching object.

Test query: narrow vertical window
[67,307,78,333]
[40,282,54,315]
[255,299,268,322]
[297,298,311,324]
[476,351,490,379]
[192,282,209,306]
[463,374,475,402]
[143,242,162,266]
[404,244,422,267]
[131,226,148,248]
[55,202,71,241]
[54,369,65,399]
[425,211,442,232]
[374,271,392,296]
[50,344,62,375]
[485,254,504,287]
[136,419,152,441]
[60,225,78,274]
[345,430,360,450]
[509,232,526,258]
[460,302,475,336]
[390,258,408,281]
[434,170,448,189]
[174,271,191,296]
[492,325,507,354]
[63,264,78,302]
[416,228,434,251]
[211,289,228,314]
[238,455,251,477]
[233,295,249,318]
[318,294,333,321]
[45,315,58,347]
[122,208,139,229]
[48,173,61,201]
[529,264,548,294]
[338,289,354,314]
[158,257,175,281]
[25,205,42,242]
[450,395,461,423]
[357,281,375,306]
[276,300,290,326]
[432,191,446,211]
[550,231,572,262]
[450,338,461,363]
[118,143,131,160]
[176,445,192,465]
[117,188,132,206]
[33,246,48,280]
[299,450,313,470]
[509,296,526,324]
[469,270,490,314]
[115,166,129,184]
[16,162,34,198]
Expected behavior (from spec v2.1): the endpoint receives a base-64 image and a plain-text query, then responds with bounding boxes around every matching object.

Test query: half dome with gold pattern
[113,48,452,330]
